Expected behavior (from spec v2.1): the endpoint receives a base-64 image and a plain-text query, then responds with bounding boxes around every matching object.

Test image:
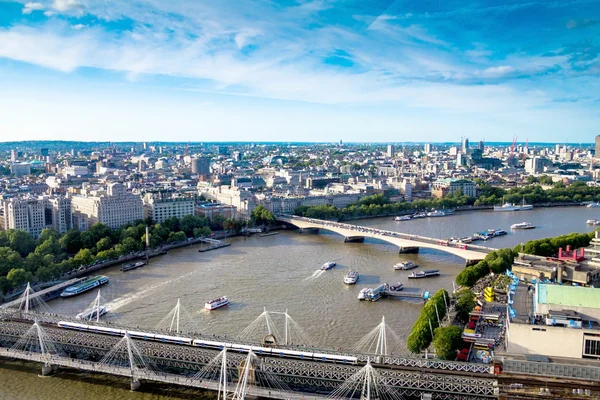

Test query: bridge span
[278,216,495,264]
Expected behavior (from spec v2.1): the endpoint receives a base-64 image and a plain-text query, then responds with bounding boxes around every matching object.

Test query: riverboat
[440,209,455,215]
[393,261,418,270]
[494,197,533,212]
[587,203,600,208]
[205,297,229,310]
[412,212,427,219]
[388,282,404,291]
[510,222,535,230]
[122,261,146,272]
[427,210,445,217]
[587,219,600,225]
[394,215,411,221]
[408,270,440,279]
[61,276,109,298]
[76,306,108,320]
[321,261,336,270]
[344,270,359,284]
[357,288,370,300]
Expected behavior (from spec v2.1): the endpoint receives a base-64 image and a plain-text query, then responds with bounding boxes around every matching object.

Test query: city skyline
[0,0,599,142]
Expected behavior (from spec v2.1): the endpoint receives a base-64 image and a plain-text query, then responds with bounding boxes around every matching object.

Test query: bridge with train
[277,216,496,265]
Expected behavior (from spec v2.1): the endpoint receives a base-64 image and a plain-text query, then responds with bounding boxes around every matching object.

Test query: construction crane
[509,136,518,166]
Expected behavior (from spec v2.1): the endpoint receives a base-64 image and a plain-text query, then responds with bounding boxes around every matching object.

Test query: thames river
[2,206,599,399]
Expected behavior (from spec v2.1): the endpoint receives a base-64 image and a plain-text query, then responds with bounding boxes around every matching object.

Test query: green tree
[454,289,476,323]
[432,326,464,360]
[167,231,186,243]
[7,268,33,287]
[35,237,61,257]
[251,205,276,226]
[39,228,60,243]
[8,230,35,257]
[96,237,113,252]
[73,248,94,266]
[59,230,82,254]
[193,227,212,237]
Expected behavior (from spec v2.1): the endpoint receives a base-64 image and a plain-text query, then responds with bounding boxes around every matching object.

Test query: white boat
[61,276,109,298]
[393,261,418,270]
[321,261,336,270]
[122,261,146,272]
[412,212,426,219]
[388,282,404,291]
[344,270,359,284]
[394,215,411,221]
[205,297,229,310]
[357,288,370,300]
[408,270,440,279]
[76,306,107,320]
[427,210,445,217]
[511,222,535,230]
[587,219,600,225]
[587,203,600,208]
[494,197,533,212]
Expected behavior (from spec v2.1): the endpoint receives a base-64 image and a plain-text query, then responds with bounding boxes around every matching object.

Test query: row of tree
[406,289,448,354]
[475,181,600,206]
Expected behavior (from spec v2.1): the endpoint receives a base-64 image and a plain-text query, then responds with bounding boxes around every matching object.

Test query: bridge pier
[300,228,319,234]
[41,364,53,376]
[130,379,141,391]
[399,247,419,254]
[344,236,365,243]
[465,259,479,267]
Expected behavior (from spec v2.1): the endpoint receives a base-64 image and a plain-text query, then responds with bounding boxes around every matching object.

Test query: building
[424,143,431,154]
[596,135,600,159]
[143,192,195,224]
[462,137,470,154]
[191,157,211,176]
[387,144,395,158]
[195,203,237,220]
[71,183,143,229]
[478,141,485,151]
[507,282,600,359]
[10,163,31,177]
[0,196,72,238]
[431,178,476,198]
[524,157,547,174]
[63,165,88,177]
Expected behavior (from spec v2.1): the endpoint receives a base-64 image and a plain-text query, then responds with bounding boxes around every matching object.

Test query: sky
[0,0,599,143]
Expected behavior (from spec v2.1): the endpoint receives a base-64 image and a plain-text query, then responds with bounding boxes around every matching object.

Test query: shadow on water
[354,274,381,285]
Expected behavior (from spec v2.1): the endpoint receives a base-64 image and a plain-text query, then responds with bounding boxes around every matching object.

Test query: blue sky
[0,0,599,143]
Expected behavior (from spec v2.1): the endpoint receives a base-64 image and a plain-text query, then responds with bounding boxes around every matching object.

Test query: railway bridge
[277,216,495,265]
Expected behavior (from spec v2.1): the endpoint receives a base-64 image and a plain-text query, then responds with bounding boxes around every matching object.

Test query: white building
[143,192,195,223]
[0,196,72,238]
[63,165,88,177]
[10,163,31,177]
[71,183,143,229]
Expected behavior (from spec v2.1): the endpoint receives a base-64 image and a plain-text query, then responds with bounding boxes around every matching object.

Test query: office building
[71,183,143,229]
[595,136,600,159]
[431,178,476,198]
[387,144,395,158]
[191,157,211,176]
[143,192,195,224]
[462,137,469,154]
[10,163,31,177]
[424,143,431,154]
[0,196,72,238]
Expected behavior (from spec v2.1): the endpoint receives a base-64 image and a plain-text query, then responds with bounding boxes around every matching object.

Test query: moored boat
[393,261,418,270]
[357,288,370,300]
[440,209,455,215]
[394,215,411,221]
[587,202,600,208]
[388,282,404,291]
[427,210,445,217]
[205,297,229,310]
[412,212,427,219]
[511,222,535,230]
[61,276,109,298]
[76,306,108,320]
[122,261,146,272]
[494,197,533,212]
[587,219,600,226]
[344,270,359,285]
[321,261,336,270]
[408,270,440,279]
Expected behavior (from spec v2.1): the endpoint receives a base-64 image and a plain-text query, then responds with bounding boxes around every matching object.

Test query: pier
[198,238,231,252]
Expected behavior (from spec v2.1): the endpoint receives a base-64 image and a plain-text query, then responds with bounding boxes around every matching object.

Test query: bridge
[278,216,495,265]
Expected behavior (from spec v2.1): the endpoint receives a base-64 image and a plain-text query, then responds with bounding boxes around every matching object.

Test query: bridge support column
[344,236,365,243]
[41,364,53,376]
[399,247,419,254]
[465,259,479,267]
[130,379,141,391]
[300,228,319,234]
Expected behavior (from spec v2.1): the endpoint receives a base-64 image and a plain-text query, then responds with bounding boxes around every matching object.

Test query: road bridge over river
[278,216,496,265]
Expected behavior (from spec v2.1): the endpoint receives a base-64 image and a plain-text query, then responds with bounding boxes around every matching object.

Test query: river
[2,205,599,399]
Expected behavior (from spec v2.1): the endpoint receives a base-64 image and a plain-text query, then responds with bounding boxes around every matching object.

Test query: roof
[537,284,600,309]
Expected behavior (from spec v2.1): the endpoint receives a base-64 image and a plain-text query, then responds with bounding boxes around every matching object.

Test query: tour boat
[494,197,533,212]
[388,282,404,291]
[394,215,411,221]
[205,297,229,310]
[76,306,108,320]
[587,219,600,226]
[408,270,440,279]
[412,212,427,219]
[492,229,507,236]
[511,222,535,230]
[393,261,418,270]
[321,261,336,270]
[440,209,455,215]
[587,203,600,208]
[344,270,359,285]
[426,210,445,217]
[357,288,370,300]
[61,276,109,298]
[122,261,146,272]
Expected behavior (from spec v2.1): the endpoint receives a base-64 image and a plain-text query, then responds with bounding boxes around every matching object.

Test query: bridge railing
[278,215,496,253]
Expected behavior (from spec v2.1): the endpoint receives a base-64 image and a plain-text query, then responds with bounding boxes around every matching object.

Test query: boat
[440,209,455,215]
[459,237,473,243]
[427,210,445,217]
[493,229,507,236]
[394,215,411,221]
[76,306,107,320]
[388,282,404,291]
[393,261,418,270]
[587,203,600,208]
[205,297,229,310]
[412,212,427,219]
[121,261,146,272]
[358,288,370,300]
[494,197,533,212]
[587,219,600,226]
[511,222,535,230]
[259,232,279,237]
[321,261,336,270]
[61,276,109,298]
[408,270,441,279]
[344,270,359,284]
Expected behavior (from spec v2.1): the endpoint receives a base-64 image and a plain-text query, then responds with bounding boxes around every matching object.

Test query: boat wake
[303,270,325,281]
[106,271,197,311]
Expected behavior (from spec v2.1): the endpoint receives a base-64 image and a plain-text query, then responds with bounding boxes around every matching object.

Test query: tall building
[10,163,31,177]
[478,141,485,151]
[0,196,72,238]
[462,137,470,154]
[387,144,395,158]
[191,157,211,177]
[143,192,195,224]
[10,150,17,162]
[424,143,432,153]
[595,136,600,159]
[71,183,143,229]
[40,148,49,157]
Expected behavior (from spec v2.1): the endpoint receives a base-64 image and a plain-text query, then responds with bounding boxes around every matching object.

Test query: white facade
[10,163,31,177]
[71,183,143,229]
[143,193,195,223]
[63,165,88,177]
[0,196,72,238]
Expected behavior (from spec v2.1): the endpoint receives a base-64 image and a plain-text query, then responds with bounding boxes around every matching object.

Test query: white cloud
[480,65,516,78]
[44,10,56,17]
[52,0,83,14]
[22,2,44,14]
[234,28,262,49]
[72,24,86,30]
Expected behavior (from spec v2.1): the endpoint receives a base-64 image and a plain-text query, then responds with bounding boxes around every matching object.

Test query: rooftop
[537,284,600,309]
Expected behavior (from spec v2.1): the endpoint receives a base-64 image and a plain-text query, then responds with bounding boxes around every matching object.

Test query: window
[584,339,600,357]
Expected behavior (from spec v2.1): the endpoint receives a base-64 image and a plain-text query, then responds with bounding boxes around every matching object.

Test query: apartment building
[143,192,195,223]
